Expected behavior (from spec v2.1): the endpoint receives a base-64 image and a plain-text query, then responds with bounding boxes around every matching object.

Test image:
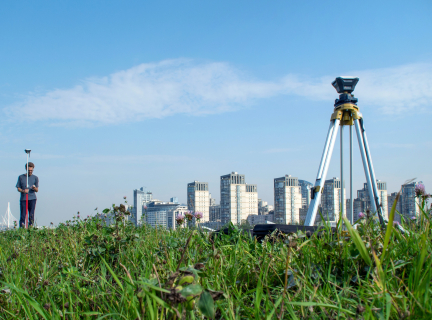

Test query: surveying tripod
[304,77,385,227]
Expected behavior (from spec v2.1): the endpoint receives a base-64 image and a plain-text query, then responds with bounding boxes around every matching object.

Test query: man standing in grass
[16,162,39,228]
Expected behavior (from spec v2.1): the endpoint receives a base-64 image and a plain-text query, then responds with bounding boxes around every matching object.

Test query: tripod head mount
[330,77,361,124]
[334,93,358,108]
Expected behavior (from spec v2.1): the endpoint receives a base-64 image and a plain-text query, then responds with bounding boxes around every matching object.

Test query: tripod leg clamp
[311,186,321,199]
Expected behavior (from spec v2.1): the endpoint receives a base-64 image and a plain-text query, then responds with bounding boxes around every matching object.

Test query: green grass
[0,201,431,319]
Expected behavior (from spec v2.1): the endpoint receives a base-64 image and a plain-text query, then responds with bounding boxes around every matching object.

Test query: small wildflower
[194,211,203,221]
[358,212,365,219]
[415,183,426,197]
[185,211,194,221]
[393,221,400,226]
[143,205,147,210]
[175,213,185,225]
[124,196,127,199]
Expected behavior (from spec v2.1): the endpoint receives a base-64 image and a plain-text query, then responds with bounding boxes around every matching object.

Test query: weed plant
[0,195,431,319]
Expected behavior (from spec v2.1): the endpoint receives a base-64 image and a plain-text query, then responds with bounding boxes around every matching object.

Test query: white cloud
[5,60,432,125]
[77,154,190,163]
[353,63,432,114]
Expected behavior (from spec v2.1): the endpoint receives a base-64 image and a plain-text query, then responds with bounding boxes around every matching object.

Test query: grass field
[0,195,431,319]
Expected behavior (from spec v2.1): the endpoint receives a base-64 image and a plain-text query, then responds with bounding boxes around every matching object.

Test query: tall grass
[0,201,431,319]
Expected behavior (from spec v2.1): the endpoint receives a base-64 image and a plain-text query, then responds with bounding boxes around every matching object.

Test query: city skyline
[129,175,425,226]
[1,1,431,226]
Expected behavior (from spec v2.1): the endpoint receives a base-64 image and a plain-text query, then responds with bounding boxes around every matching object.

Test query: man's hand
[24,189,29,194]
[31,185,38,192]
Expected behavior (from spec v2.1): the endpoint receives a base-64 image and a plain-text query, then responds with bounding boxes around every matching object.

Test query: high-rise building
[209,205,221,222]
[209,193,216,207]
[274,175,302,224]
[298,180,313,223]
[146,201,180,228]
[353,181,388,222]
[298,180,313,209]
[320,177,346,224]
[388,192,403,222]
[401,182,421,219]
[220,172,258,225]
[187,181,210,222]
[170,197,179,204]
[133,188,153,225]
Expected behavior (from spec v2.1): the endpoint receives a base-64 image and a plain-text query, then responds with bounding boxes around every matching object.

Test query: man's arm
[16,177,28,193]
[32,176,39,192]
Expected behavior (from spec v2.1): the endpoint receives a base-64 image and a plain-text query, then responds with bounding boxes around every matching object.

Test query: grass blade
[382,191,400,262]
[99,255,124,290]
[343,217,372,266]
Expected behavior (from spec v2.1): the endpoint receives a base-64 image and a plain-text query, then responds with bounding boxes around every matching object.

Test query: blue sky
[1,0,431,226]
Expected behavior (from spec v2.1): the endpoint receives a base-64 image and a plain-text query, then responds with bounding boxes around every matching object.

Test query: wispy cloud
[77,154,190,163]
[5,60,432,125]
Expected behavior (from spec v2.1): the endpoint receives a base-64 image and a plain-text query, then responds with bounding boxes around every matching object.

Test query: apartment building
[220,172,258,225]
[401,182,421,218]
[320,177,346,224]
[146,201,180,228]
[209,205,221,222]
[298,180,313,209]
[353,181,388,222]
[133,188,153,225]
[187,181,210,222]
[274,175,302,224]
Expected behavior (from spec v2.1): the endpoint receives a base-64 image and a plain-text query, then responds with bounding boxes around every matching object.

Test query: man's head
[25,162,35,176]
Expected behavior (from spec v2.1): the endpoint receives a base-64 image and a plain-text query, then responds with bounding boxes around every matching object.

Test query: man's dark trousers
[20,199,36,228]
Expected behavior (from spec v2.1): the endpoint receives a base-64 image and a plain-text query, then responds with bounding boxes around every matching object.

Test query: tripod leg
[359,119,386,225]
[305,119,340,226]
[317,122,335,179]
[340,125,344,222]
[354,119,379,215]
[350,125,353,224]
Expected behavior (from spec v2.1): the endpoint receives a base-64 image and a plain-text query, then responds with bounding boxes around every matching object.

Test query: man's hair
[25,162,35,169]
